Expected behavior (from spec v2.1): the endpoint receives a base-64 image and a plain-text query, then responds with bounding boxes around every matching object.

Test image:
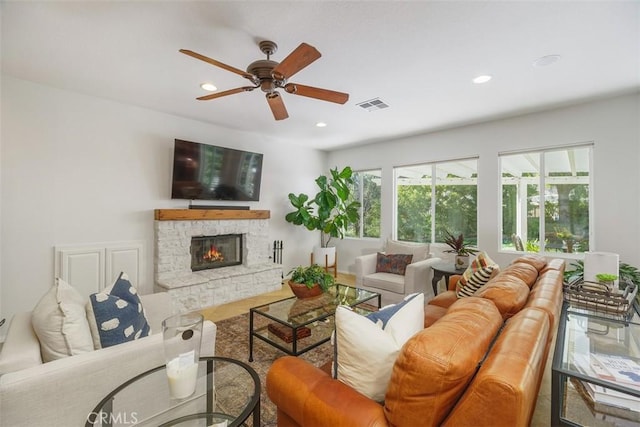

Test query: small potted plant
[443,230,479,269]
[595,273,618,291]
[287,264,335,298]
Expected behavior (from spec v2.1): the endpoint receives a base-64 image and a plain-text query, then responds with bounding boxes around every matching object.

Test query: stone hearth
[154,209,282,312]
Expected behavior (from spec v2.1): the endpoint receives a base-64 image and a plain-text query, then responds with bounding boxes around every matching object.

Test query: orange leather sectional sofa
[267,255,565,427]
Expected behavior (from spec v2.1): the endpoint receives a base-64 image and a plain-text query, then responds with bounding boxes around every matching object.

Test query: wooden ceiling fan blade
[266,92,289,121]
[284,83,349,104]
[180,49,256,82]
[196,86,255,101]
[271,43,321,80]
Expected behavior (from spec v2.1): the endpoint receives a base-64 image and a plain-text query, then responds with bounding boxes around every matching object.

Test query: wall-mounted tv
[171,139,263,201]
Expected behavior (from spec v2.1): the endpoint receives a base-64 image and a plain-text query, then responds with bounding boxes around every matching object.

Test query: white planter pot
[313,246,336,267]
[455,255,470,270]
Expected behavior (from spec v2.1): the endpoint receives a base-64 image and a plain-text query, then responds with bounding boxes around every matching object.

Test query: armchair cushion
[386,239,429,262]
[334,293,424,402]
[31,278,94,362]
[375,252,413,275]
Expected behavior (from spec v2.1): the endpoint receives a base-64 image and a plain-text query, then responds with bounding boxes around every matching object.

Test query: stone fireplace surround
[154,209,282,312]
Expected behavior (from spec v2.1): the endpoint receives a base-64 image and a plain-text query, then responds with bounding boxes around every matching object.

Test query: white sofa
[355,239,450,305]
[0,292,217,426]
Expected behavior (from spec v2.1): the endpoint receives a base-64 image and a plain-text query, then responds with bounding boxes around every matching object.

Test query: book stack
[572,352,640,423]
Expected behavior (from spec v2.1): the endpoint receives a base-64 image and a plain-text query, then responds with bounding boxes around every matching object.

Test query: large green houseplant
[285,166,360,265]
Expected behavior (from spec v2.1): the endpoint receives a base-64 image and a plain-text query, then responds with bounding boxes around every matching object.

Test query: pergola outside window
[500,144,593,254]
[394,158,478,244]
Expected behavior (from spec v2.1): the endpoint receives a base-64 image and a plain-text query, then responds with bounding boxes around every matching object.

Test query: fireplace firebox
[191,234,243,271]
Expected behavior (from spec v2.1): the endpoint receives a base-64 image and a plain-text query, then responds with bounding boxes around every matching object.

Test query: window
[394,159,478,244]
[500,145,592,254]
[346,169,381,239]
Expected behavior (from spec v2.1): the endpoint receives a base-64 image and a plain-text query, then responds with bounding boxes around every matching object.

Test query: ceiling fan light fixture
[315,122,327,128]
[472,75,492,84]
[200,82,217,91]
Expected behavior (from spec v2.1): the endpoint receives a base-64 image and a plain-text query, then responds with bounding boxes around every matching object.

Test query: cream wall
[0,76,325,337]
[328,93,640,274]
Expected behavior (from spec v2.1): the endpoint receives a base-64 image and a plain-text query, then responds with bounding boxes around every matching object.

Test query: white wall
[0,76,325,334]
[328,93,640,274]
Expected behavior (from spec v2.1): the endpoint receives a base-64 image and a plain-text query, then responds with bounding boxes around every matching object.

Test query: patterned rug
[214,312,334,427]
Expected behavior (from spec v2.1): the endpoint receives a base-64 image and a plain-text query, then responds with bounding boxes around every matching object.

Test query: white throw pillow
[31,278,94,362]
[334,293,424,402]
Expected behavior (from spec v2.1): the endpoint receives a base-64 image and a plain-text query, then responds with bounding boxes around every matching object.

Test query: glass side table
[552,301,640,426]
[87,356,260,427]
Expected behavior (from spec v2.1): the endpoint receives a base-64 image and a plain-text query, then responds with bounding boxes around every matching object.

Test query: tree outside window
[395,159,478,244]
[500,145,592,253]
[346,170,381,239]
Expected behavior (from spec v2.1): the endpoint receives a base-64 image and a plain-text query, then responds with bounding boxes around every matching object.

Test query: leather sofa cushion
[511,254,547,272]
[497,262,539,288]
[362,272,405,294]
[475,275,529,319]
[384,297,502,427]
[442,307,550,427]
[423,304,448,328]
[427,290,457,309]
[525,269,564,334]
[540,258,565,274]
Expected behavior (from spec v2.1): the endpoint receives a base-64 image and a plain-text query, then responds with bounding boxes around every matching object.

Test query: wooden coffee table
[248,284,381,361]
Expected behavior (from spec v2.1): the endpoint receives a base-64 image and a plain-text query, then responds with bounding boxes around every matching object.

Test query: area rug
[214,312,334,427]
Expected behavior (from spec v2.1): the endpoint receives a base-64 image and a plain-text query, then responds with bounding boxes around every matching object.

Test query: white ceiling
[2,1,639,151]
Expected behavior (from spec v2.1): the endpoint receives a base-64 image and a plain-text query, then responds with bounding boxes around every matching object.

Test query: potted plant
[285,166,360,266]
[443,230,479,269]
[287,264,335,298]
[595,273,618,291]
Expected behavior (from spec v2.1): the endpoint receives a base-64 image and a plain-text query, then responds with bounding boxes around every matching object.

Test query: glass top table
[249,283,381,361]
[87,357,260,427]
[552,301,640,426]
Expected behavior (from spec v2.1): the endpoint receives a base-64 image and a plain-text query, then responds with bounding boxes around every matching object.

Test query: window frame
[346,168,382,240]
[393,157,479,244]
[499,143,594,255]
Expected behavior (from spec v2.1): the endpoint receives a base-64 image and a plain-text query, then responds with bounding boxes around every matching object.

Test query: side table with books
[552,299,640,426]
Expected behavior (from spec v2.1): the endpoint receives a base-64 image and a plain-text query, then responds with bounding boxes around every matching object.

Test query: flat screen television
[171,139,263,201]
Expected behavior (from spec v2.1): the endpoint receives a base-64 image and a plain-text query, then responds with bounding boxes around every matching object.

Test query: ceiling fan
[180,40,349,121]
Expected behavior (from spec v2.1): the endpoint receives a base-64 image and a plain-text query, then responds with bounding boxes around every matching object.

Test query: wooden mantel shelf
[154,209,270,221]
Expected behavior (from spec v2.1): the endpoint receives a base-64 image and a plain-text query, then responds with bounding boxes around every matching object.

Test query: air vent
[356,98,389,112]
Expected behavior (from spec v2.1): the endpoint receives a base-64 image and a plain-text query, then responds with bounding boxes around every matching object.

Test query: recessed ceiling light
[200,82,217,91]
[315,122,327,128]
[533,54,561,68]
[472,75,492,84]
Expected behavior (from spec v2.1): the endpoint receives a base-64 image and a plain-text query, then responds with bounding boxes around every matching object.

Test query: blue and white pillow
[86,272,150,349]
[333,293,424,402]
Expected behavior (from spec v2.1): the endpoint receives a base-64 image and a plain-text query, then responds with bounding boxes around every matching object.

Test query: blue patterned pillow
[87,272,151,349]
[366,293,421,328]
[375,252,413,275]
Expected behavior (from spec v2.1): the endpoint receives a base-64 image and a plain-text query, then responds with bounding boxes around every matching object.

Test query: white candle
[166,352,198,399]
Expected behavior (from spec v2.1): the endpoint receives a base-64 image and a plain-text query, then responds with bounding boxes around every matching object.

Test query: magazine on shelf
[591,353,640,387]
[571,377,640,423]
[573,353,640,413]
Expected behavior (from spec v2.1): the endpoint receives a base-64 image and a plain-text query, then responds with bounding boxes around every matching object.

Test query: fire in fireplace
[191,234,242,271]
